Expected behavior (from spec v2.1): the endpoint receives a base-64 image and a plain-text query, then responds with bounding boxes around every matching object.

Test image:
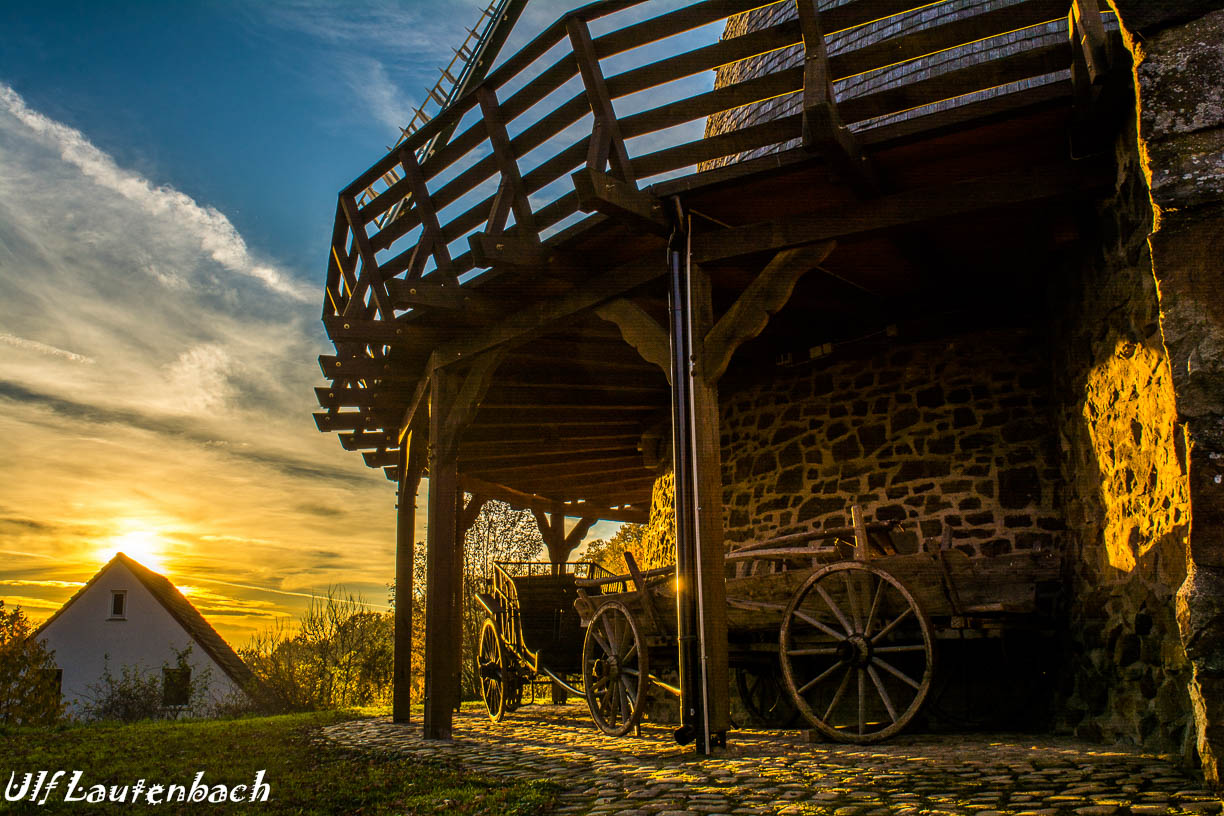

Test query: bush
[0,600,63,726]
[242,589,394,711]
[81,647,214,722]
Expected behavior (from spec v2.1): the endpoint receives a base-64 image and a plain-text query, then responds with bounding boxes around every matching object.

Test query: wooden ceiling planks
[314,0,1122,516]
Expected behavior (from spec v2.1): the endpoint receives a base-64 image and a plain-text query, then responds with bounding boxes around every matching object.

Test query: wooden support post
[794,0,876,194]
[393,424,426,722]
[687,260,731,748]
[1071,0,1109,88]
[338,195,396,319]
[423,368,461,740]
[566,16,635,185]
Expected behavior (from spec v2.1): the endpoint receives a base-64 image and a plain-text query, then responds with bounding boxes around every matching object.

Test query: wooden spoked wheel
[478,618,511,722]
[582,601,649,737]
[735,665,799,728]
[779,562,935,743]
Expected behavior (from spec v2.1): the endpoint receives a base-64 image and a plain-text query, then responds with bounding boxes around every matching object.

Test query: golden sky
[0,84,414,646]
[0,83,619,648]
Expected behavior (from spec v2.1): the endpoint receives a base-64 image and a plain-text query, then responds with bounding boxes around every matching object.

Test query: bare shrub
[242,589,393,711]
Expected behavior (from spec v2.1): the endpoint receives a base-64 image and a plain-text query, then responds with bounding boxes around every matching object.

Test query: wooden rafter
[693,158,1113,263]
[397,146,456,281]
[566,16,634,185]
[338,195,394,320]
[594,299,671,383]
[457,473,647,523]
[794,0,876,194]
[474,85,537,239]
[699,241,836,384]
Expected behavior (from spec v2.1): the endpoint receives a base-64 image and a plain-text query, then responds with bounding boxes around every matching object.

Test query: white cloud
[0,332,95,364]
[0,84,313,303]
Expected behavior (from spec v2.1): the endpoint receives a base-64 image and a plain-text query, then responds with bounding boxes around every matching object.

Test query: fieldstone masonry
[1051,102,1192,754]
[716,332,1061,556]
[1115,2,1224,788]
[634,0,1224,790]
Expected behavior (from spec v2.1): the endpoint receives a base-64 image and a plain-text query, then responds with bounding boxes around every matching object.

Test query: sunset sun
[101,528,169,575]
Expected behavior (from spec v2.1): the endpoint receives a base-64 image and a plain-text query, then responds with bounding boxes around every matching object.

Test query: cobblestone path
[321,705,1222,815]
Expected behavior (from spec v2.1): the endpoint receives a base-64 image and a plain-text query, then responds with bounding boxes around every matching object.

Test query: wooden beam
[396,146,455,281]
[700,241,836,383]
[475,86,538,237]
[423,368,461,740]
[323,316,436,344]
[457,473,648,523]
[398,358,435,444]
[393,424,426,722]
[571,167,670,235]
[795,0,875,194]
[567,16,635,185]
[441,350,505,460]
[468,231,554,269]
[470,454,646,481]
[338,195,395,320]
[1071,0,1109,88]
[339,429,395,451]
[433,251,666,366]
[387,278,498,315]
[684,262,730,744]
[460,493,489,535]
[594,298,671,384]
[692,159,1112,263]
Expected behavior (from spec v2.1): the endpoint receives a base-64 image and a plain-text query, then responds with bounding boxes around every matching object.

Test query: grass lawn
[0,710,558,814]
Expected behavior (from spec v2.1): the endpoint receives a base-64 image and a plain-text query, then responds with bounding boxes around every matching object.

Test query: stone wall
[1051,113,1193,753]
[719,330,1062,555]
[1118,4,1224,784]
[639,328,1063,563]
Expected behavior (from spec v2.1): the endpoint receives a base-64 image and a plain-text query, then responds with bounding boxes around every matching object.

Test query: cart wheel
[779,561,934,743]
[735,666,799,728]
[582,601,649,737]
[478,618,511,722]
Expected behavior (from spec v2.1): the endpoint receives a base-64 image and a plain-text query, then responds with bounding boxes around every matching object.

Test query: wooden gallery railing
[315,0,1117,475]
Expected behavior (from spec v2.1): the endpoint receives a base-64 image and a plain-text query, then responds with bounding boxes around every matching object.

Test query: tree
[582,523,646,575]
[242,589,394,711]
[460,497,544,698]
[0,601,63,726]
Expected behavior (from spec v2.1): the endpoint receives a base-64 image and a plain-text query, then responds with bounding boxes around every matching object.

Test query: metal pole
[668,202,705,751]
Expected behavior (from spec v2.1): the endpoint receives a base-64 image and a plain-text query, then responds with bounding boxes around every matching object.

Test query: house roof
[34,553,255,689]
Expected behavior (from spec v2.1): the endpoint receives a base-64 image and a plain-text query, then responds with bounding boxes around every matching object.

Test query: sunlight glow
[99,527,170,575]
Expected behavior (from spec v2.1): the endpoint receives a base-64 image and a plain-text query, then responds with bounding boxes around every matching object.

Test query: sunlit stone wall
[1051,125,1193,752]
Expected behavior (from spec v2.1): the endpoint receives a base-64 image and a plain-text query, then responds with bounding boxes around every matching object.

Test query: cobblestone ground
[321,705,1223,816]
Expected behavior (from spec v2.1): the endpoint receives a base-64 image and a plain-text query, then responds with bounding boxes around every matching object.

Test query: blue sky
[0,0,721,643]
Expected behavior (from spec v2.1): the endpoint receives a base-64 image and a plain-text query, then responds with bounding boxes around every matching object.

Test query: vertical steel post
[668,206,709,752]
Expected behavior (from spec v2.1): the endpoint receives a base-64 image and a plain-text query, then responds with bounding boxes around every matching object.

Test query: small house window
[162,668,191,707]
[109,591,126,619]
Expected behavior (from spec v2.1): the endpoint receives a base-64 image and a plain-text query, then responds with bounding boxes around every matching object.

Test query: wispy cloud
[0,83,397,642]
[0,333,95,364]
[0,84,313,303]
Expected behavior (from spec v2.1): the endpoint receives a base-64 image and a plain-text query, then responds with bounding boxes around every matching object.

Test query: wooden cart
[474,560,612,720]
[573,506,1060,743]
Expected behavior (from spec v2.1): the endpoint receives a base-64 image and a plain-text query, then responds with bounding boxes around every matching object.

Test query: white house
[34,552,254,716]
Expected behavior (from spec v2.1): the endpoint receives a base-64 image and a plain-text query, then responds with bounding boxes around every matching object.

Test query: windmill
[356,0,530,228]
